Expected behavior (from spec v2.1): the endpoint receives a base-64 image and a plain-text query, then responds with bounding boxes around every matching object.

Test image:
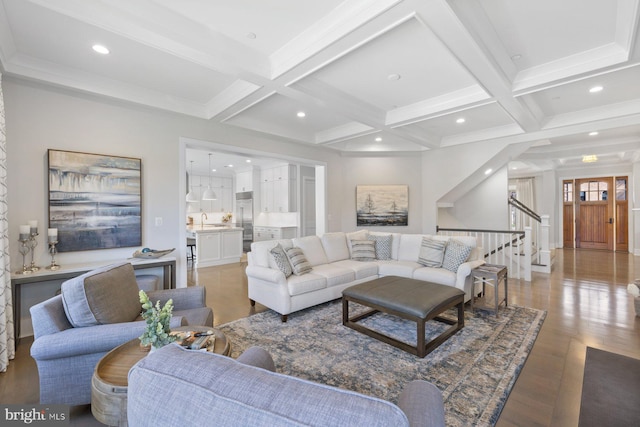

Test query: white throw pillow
[270,244,293,277]
[368,233,393,260]
[418,237,447,268]
[442,239,473,272]
[350,239,376,262]
[284,247,313,275]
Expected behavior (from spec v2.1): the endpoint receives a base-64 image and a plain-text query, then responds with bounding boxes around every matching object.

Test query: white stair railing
[436,226,532,282]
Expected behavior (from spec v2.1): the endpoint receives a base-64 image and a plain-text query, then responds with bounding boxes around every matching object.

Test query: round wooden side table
[91,326,229,426]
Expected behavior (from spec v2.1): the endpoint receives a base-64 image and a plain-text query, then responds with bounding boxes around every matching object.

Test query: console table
[11,257,176,341]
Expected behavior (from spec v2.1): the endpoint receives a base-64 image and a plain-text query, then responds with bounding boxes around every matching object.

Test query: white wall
[3,77,343,336]
[339,155,423,233]
[438,167,509,230]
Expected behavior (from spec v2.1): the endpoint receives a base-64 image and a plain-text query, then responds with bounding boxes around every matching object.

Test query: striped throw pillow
[350,239,376,262]
[418,237,447,267]
[284,246,313,275]
[442,239,473,272]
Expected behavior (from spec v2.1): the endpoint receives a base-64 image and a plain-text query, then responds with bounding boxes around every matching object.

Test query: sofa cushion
[251,239,293,268]
[287,273,327,296]
[333,260,379,280]
[321,232,350,262]
[61,262,141,328]
[270,244,293,277]
[284,247,313,276]
[368,233,393,260]
[413,266,456,286]
[418,237,447,268]
[292,236,329,267]
[397,234,425,262]
[346,230,369,256]
[309,264,356,288]
[377,260,421,278]
[442,239,473,272]
[350,239,376,261]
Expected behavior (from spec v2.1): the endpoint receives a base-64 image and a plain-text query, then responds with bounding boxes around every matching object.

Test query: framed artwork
[48,149,142,252]
[356,185,408,226]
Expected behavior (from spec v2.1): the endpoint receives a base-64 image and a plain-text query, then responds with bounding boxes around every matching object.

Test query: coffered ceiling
[1,0,640,172]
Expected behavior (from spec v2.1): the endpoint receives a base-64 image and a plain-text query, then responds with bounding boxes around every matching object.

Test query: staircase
[437,197,552,282]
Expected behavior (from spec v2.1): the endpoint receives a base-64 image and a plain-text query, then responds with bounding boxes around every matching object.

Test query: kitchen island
[186,225,243,268]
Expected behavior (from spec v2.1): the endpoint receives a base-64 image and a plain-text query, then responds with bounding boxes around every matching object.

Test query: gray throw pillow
[284,246,313,276]
[442,239,473,272]
[61,262,142,327]
[350,239,376,261]
[368,234,393,260]
[270,244,293,277]
[418,237,447,267]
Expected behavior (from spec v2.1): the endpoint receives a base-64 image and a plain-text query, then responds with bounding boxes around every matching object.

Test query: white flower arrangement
[627,283,640,298]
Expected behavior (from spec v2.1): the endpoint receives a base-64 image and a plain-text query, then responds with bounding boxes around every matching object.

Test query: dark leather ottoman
[342,276,465,357]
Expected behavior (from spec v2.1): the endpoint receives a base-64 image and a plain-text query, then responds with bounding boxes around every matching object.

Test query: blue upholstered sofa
[29,262,213,406]
[128,344,446,427]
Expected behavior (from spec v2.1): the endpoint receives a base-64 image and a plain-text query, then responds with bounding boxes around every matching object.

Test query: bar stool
[187,238,196,262]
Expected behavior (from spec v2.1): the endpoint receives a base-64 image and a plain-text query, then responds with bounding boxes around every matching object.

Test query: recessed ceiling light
[246,159,252,163]
[589,131,599,136]
[456,118,466,124]
[582,155,598,163]
[246,32,257,39]
[511,54,522,60]
[225,164,234,168]
[387,73,401,81]
[589,86,603,93]
[296,111,306,118]
[211,169,217,172]
[92,44,110,55]
[484,168,493,175]
[375,137,382,142]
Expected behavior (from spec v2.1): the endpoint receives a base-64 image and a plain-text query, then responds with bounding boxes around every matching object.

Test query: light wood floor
[1,249,639,426]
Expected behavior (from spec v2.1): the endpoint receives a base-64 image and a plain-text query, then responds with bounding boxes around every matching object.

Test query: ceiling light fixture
[246,159,252,163]
[387,73,401,81]
[297,111,306,118]
[589,131,599,136]
[375,137,382,142]
[589,85,603,93]
[484,168,492,175]
[201,154,218,200]
[456,118,466,124]
[186,161,198,202]
[511,54,522,60]
[92,44,110,55]
[246,32,257,39]
[582,155,598,163]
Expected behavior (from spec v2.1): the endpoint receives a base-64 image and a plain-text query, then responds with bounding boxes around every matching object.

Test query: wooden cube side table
[470,264,508,317]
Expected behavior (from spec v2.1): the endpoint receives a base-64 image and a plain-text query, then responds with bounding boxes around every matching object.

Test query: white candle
[48,228,58,243]
[29,220,38,235]
[19,225,30,240]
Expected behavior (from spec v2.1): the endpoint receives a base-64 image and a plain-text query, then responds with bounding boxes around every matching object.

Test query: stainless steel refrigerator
[235,191,253,252]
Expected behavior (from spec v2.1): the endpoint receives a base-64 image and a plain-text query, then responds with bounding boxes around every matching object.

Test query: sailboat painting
[48,149,142,252]
[356,185,408,226]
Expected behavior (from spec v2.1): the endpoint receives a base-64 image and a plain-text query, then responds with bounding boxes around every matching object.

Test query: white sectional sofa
[246,230,484,321]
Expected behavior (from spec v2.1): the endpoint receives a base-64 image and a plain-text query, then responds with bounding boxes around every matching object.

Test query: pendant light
[202,153,218,200]
[186,160,199,202]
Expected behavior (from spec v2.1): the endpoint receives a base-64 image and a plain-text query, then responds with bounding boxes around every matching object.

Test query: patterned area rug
[218,300,545,426]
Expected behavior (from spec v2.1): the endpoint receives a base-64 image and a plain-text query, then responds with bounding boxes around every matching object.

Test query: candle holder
[28,232,40,272]
[46,240,61,271]
[16,236,32,275]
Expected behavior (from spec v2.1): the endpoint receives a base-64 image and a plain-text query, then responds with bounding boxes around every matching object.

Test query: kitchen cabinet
[253,226,297,241]
[193,175,233,212]
[235,171,253,192]
[187,226,243,267]
[260,164,297,213]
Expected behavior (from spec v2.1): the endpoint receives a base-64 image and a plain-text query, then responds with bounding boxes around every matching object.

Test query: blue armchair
[29,262,213,406]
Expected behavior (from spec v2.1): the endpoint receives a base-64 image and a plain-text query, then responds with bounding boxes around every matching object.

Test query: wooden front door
[575,177,613,250]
